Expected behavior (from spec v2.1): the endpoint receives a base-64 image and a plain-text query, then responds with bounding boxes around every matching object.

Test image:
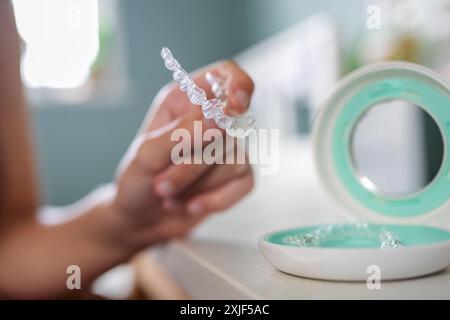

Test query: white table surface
[151,138,450,299]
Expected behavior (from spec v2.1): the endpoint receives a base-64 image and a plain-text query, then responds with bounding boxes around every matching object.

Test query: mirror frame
[313,62,450,223]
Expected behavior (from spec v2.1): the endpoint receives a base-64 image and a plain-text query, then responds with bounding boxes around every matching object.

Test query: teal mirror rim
[332,77,450,217]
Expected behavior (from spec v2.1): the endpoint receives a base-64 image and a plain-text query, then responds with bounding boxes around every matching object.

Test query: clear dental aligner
[161,47,255,138]
[284,222,403,249]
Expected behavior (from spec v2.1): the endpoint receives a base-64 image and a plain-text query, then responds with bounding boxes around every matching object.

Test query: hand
[112,60,255,247]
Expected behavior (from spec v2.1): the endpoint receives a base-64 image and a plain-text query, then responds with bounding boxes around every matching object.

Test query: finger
[185,171,254,215]
[146,213,206,242]
[153,137,242,198]
[160,161,252,215]
[182,162,250,201]
[135,109,216,174]
[179,141,249,199]
[159,161,251,215]
[161,198,185,213]
[150,60,254,128]
[145,81,211,132]
[195,60,255,116]
[153,162,212,198]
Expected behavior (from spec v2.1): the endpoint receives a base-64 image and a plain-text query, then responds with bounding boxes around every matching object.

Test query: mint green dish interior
[265,224,450,248]
[332,77,450,217]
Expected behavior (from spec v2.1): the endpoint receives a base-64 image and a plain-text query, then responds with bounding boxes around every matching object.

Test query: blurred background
[12,0,450,205]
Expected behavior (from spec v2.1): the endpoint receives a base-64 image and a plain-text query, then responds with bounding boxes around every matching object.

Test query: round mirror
[350,99,444,198]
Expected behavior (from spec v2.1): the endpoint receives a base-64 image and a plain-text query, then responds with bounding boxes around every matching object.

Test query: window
[12,0,125,104]
[13,0,99,89]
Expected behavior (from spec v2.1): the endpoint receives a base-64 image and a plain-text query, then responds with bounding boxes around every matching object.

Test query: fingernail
[155,180,174,197]
[187,202,203,216]
[234,89,249,110]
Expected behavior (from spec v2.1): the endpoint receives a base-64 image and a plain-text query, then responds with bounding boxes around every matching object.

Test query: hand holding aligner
[161,47,255,138]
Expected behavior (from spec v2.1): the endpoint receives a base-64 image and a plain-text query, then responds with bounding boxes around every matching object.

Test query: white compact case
[259,62,450,281]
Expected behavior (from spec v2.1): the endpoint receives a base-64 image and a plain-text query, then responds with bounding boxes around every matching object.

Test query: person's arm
[0,1,39,225]
[0,2,137,298]
[0,1,254,299]
[0,192,138,298]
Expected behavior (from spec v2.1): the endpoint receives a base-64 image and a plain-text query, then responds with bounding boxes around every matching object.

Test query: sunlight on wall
[13,0,99,89]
